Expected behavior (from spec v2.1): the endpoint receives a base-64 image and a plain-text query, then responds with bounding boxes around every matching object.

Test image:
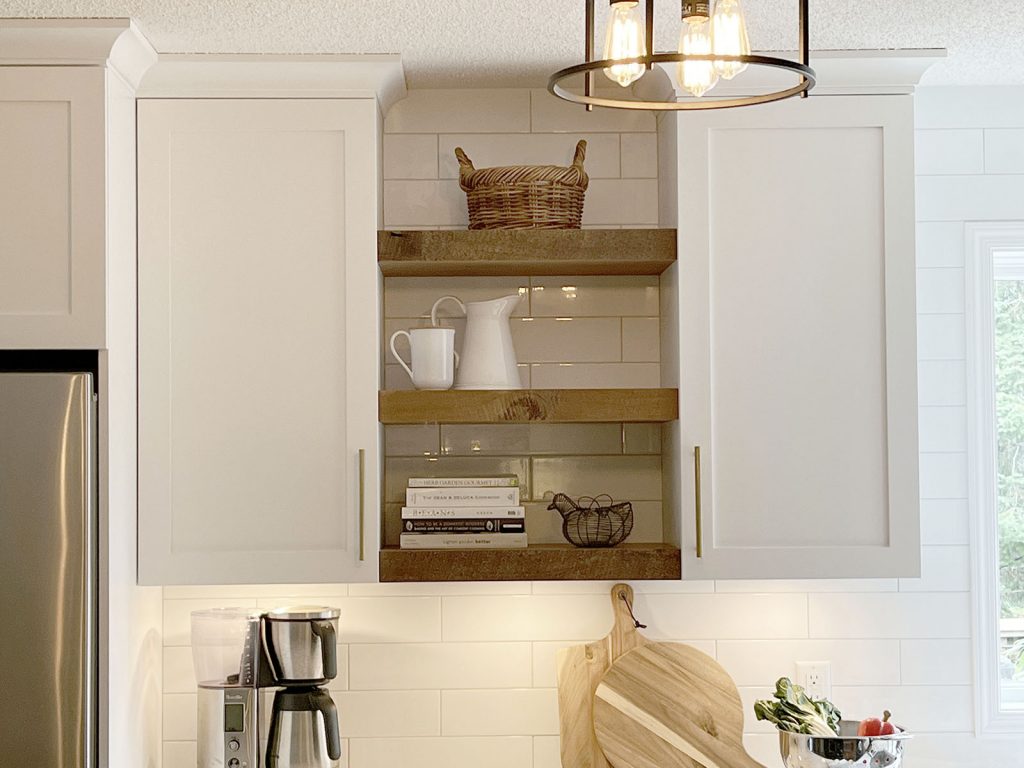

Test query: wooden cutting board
[593,642,765,768]
[556,583,648,768]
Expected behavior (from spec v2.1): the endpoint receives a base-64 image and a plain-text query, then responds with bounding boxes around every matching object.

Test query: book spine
[399,532,528,550]
[405,488,520,507]
[402,519,526,533]
[407,476,519,488]
[401,506,526,519]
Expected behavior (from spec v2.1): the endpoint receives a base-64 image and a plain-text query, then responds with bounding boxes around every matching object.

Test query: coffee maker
[191,606,342,768]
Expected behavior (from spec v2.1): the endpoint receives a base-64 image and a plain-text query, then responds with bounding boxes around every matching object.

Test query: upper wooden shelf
[379,388,678,424]
[378,228,677,277]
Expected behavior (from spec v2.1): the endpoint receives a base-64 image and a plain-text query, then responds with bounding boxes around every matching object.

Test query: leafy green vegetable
[753,677,842,736]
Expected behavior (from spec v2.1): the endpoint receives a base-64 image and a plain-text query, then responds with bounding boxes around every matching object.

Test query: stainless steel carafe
[263,606,340,685]
[265,687,342,768]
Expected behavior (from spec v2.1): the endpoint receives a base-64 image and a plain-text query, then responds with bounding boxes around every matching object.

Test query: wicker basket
[455,140,589,230]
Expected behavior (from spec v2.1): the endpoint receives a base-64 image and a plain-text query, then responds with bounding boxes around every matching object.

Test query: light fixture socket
[681,0,710,22]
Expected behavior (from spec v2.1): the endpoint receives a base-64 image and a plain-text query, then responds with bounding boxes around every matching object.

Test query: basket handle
[454,147,475,171]
[571,139,587,171]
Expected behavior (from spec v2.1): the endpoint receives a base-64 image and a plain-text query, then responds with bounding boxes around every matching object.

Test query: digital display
[224,703,245,733]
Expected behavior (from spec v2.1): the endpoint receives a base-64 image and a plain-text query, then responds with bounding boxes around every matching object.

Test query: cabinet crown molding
[0,18,157,89]
[137,53,408,113]
[636,48,947,102]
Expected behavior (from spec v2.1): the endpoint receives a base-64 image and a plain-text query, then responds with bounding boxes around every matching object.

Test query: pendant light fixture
[549,0,816,111]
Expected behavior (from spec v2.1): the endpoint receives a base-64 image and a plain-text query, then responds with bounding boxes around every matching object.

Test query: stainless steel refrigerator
[0,373,97,768]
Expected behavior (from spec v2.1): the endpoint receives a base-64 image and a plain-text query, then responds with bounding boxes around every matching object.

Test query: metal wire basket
[547,493,634,548]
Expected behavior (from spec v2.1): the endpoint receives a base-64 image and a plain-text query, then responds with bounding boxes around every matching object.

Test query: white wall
[158,87,1024,768]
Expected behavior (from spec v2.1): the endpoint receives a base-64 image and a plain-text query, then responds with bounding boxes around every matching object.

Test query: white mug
[389,327,459,390]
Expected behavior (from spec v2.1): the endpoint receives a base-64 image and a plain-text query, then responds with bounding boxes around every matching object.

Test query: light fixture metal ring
[548,53,816,111]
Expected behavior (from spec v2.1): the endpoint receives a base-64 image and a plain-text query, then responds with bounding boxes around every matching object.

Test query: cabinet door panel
[138,99,379,584]
[0,67,105,347]
[677,96,919,579]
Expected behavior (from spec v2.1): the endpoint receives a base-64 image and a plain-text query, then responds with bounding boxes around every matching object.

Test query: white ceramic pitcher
[431,293,523,389]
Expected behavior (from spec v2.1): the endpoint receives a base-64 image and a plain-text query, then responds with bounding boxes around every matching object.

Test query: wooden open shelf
[379,543,681,582]
[378,228,677,277]
[379,388,678,424]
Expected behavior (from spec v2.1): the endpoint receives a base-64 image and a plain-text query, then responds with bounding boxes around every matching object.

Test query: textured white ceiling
[3,0,1022,87]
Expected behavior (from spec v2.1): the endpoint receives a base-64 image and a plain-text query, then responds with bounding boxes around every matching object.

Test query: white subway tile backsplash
[442,594,612,641]
[917,174,1024,221]
[918,360,967,406]
[385,90,532,134]
[916,269,965,314]
[915,86,1024,129]
[919,453,968,499]
[348,737,533,768]
[440,423,623,456]
[163,646,197,693]
[985,128,1024,174]
[583,179,659,225]
[916,221,965,268]
[915,130,985,175]
[918,407,967,453]
[441,689,558,736]
[717,640,900,687]
[529,89,656,133]
[830,685,973,733]
[898,546,971,592]
[920,500,970,546]
[623,423,662,454]
[385,276,530,319]
[349,643,532,690]
[163,741,197,768]
[337,597,443,643]
[163,693,198,741]
[900,639,973,685]
[808,593,972,639]
[383,180,466,227]
[383,134,440,179]
[635,594,809,640]
[512,317,622,363]
[533,735,562,768]
[917,314,966,360]
[529,275,660,318]
[529,362,661,388]
[621,317,660,362]
[337,691,441,737]
[713,579,897,594]
[620,133,659,178]
[438,133,622,179]
[385,425,441,457]
[532,455,662,501]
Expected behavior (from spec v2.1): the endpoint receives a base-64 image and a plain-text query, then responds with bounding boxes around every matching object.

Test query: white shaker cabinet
[666,95,920,579]
[137,99,381,584]
[0,67,107,347]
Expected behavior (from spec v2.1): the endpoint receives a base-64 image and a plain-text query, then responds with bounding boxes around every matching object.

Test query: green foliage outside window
[995,279,1024,620]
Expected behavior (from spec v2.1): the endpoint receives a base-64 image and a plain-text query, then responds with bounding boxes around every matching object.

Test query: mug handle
[430,295,466,327]
[389,330,415,380]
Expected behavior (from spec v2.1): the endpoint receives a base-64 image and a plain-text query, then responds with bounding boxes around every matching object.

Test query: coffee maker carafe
[263,607,342,768]
[191,605,342,768]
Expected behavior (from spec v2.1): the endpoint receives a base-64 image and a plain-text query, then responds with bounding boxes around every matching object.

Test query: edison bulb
[603,1,647,87]
[711,0,750,79]
[677,16,718,98]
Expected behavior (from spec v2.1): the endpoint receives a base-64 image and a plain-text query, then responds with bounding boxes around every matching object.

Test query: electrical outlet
[796,661,832,699]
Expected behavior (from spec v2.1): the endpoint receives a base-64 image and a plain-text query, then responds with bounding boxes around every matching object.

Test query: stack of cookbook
[400,474,527,549]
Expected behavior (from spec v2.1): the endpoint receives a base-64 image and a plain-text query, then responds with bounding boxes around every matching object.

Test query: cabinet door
[0,67,106,348]
[675,96,920,579]
[138,99,380,584]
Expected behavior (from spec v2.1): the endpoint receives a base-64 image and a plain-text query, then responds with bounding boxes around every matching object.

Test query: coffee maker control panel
[223,689,255,768]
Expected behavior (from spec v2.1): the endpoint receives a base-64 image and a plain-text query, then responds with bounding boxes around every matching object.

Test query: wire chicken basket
[548,493,634,548]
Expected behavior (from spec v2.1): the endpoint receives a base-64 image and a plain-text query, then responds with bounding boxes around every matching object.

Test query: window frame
[966,221,1024,734]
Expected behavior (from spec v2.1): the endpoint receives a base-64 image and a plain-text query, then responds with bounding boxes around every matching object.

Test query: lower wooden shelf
[379,543,681,582]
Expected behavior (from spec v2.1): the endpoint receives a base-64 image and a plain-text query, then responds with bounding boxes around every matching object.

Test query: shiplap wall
[160,87,1024,768]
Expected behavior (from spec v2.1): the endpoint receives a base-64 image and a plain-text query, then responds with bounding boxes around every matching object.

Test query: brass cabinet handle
[358,448,366,562]
[694,445,703,558]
